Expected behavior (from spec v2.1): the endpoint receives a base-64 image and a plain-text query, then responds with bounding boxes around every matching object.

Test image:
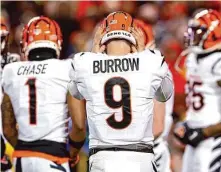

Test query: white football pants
[89,151,157,172]
[209,136,221,172]
[182,138,215,172]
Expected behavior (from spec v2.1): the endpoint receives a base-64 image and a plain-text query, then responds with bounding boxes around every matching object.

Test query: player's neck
[106,40,131,56]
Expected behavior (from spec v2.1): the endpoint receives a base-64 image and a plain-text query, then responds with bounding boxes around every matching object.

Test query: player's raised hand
[91,26,106,53]
[132,26,145,52]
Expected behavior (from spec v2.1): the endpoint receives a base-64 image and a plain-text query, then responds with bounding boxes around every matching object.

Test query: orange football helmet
[186,9,221,49]
[134,19,155,49]
[101,11,136,45]
[21,16,63,59]
[0,18,9,54]
[175,10,221,78]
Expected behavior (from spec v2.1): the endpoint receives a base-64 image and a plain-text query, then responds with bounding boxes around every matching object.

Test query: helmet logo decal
[110,20,117,25]
[33,29,41,35]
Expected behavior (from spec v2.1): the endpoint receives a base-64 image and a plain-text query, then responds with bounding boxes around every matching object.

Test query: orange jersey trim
[13,150,69,164]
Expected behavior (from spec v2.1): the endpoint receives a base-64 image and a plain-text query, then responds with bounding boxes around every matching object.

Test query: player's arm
[67,57,86,166]
[67,91,86,165]
[1,93,18,147]
[153,99,165,139]
[153,59,173,139]
[203,122,221,137]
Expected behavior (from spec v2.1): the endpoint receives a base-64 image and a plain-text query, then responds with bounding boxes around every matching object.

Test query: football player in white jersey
[68,11,174,172]
[1,16,83,172]
[174,9,221,172]
[0,17,20,172]
[134,18,174,172]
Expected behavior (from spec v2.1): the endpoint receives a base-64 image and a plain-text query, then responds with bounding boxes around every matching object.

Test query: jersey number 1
[104,77,132,129]
[25,78,37,125]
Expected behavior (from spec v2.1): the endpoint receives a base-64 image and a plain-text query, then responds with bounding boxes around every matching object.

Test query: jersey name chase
[17,64,48,75]
[93,57,139,73]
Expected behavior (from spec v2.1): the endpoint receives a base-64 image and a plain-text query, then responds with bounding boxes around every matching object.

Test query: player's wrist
[202,128,210,138]
[68,135,85,150]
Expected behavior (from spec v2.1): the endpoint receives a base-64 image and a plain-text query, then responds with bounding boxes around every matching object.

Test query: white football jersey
[69,50,173,148]
[1,59,72,143]
[185,51,221,128]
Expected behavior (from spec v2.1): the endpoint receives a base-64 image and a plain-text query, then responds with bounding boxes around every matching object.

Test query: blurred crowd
[1,1,221,172]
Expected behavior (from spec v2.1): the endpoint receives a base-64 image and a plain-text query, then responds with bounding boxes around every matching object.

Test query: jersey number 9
[104,77,132,129]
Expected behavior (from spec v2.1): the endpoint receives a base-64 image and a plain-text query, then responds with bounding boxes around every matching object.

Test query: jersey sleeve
[154,60,174,102]
[68,54,84,100]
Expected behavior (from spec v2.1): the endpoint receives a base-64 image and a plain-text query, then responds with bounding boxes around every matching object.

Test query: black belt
[89,146,154,157]
[15,140,69,158]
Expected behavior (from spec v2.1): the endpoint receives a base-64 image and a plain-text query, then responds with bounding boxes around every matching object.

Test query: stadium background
[1,1,221,172]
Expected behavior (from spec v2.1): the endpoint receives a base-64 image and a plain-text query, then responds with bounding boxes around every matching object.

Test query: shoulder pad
[75,52,90,57]
[141,49,165,67]
[73,52,91,60]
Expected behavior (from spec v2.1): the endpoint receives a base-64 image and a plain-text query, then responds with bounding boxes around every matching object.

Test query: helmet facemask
[186,19,207,48]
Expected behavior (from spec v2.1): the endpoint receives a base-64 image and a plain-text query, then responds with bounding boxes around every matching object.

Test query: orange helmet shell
[101,11,136,45]
[21,16,63,58]
[188,9,221,49]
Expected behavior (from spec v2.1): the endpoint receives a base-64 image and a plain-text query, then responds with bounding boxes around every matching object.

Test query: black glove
[186,128,207,147]
[174,122,207,147]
